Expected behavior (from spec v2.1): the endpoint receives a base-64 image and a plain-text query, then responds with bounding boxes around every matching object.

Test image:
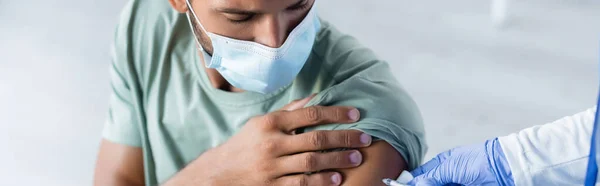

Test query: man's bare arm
[92,137,405,186]
[94,139,145,186]
[339,141,407,186]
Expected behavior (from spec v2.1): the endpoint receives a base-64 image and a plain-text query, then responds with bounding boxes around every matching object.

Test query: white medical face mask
[185,0,321,94]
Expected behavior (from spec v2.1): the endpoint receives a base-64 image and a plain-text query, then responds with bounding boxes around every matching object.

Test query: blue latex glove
[408,138,515,186]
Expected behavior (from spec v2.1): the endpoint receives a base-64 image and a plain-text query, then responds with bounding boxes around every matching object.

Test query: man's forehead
[209,0,301,12]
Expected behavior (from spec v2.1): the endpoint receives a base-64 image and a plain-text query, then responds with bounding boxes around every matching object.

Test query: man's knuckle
[260,139,278,153]
[308,131,326,148]
[305,106,321,123]
[261,114,277,128]
[302,153,318,170]
[265,179,276,186]
[296,175,309,186]
[258,161,274,173]
[335,107,343,121]
[342,132,352,146]
[248,117,267,130]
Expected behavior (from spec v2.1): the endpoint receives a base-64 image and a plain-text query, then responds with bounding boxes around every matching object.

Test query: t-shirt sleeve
[102,61,142,147]
[101,0,142,147]
[303,75,427,170]
[301,21,427,170]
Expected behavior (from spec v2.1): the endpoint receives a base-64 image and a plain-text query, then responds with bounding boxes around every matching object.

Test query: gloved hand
[408,138,515,186]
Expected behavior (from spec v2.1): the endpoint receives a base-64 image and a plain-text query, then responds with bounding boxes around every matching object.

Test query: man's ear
[168,0,188,13]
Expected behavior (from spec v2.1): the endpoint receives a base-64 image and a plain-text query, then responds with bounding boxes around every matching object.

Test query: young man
[94,0,426,185]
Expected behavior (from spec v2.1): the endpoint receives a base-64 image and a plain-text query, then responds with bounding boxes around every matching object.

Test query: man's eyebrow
[215,0,306,14]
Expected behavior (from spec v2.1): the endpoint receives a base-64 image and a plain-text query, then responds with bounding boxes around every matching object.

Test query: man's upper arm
[95,140,145,186]
[339,141,406,186]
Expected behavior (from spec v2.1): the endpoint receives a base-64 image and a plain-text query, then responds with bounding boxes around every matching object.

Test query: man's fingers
[275,172,342,186]
[410,150,450,177]
[280,94,317,111]
[283,130,371,154]
[272,106,360,132]
[277,150,363,174]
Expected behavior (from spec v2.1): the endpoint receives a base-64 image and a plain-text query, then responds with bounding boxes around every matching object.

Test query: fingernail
[348,109,360,121]
[331,173,341,185]
[360,133,372,145]
[349,151,362,165]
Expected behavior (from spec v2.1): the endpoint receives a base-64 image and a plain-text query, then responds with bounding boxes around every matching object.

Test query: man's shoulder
[302,22,427,170]
[111,0,194,84]
[310,19,392,84]
[306,20,419,126]
[114,0,181,42]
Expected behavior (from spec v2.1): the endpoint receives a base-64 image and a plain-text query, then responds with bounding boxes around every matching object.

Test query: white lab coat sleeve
[498,107,596,186]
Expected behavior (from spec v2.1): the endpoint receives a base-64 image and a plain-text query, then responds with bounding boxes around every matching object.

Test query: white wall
[0,1,123,185]
[1,0,599,185]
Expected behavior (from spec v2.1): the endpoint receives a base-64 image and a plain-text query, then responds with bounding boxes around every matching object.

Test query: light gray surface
[0,0,598,185]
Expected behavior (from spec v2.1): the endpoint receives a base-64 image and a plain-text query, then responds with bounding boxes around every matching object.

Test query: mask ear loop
[185,0,210,32]
[185,0,209,52]
[185,13,203,51]
[185,2,220,67]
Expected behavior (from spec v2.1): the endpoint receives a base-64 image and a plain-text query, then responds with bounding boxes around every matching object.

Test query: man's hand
[165,95,373,186]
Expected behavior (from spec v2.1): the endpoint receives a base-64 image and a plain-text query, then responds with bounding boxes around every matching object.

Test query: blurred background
[0,0,599,185]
